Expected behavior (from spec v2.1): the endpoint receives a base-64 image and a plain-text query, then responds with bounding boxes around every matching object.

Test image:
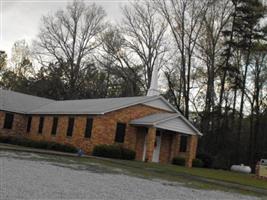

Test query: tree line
[0,0,267,169]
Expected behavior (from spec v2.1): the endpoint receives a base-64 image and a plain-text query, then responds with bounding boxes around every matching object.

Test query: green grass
[79,158,267,190]
[172,165,266,188]
[50,155,267,196]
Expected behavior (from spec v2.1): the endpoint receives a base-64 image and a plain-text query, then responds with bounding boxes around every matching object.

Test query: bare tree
[122,1,168,90]
[155,0,209,118]
[34,0,106,98]
[98,27,144,96]
[196,0,233,134]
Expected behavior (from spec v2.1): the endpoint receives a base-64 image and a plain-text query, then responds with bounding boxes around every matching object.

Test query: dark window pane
[115,123,126,143]
[179,135,187,152]
[3,113,14,129]
[51,117,58,135]
[27,116,32,132]
[67,117,74,137]
[84,118,93,138]
[38,117,44,134]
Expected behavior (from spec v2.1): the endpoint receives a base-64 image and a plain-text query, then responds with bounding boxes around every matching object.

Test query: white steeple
[147,61,160,96]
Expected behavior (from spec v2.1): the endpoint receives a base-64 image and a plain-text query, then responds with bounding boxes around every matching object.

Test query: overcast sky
[0,0,129,57]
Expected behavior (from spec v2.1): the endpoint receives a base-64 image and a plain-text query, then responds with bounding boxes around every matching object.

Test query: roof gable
[142,98,177,112]
[155,117,199,135]
[130,113,177,125]
[130,113,202,136]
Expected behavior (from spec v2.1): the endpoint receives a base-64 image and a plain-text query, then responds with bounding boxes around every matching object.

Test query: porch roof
[130,113,202,136]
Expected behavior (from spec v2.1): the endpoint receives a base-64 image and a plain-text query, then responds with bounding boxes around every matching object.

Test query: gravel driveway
[0,151,261,200]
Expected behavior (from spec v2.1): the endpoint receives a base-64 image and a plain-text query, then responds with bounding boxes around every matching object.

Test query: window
[84,118,93,138]
[3,113,14,129]
[180,135,188,152]
[67,117,74,137]
[114,123,126,143]
[38,117,44,134]
[27,116,32,132]
[51,117,58,136]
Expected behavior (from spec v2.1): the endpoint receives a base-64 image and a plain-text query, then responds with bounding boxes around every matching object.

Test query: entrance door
[152,131,161,163]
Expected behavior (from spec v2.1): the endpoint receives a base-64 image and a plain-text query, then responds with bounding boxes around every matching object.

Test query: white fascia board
[158,96,181,114]
[178,115,203,136]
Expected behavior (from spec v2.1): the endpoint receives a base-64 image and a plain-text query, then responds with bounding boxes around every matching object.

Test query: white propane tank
[230,164,251,174]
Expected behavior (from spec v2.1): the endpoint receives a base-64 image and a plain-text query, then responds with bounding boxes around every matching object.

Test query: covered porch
[130,113,201,167]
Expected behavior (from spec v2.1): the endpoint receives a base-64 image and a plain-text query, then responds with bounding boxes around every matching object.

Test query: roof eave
[178,115,203,136]
[154,125,197,136]
[27,111,104,115]
[158,96,181,114]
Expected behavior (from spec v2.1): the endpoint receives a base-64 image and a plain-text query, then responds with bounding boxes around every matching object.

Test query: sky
[0,0,130,57]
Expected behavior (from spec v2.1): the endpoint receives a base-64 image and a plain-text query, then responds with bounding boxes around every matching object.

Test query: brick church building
[0,67,202,167]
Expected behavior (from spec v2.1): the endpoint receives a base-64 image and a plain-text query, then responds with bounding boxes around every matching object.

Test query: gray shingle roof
[29,96,161,115]
[130,113,202,136]
[0,89,54,114]
[0,89,201,136]
[0,89,175,115]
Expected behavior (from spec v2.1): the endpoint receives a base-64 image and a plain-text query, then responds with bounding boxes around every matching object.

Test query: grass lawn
[76,157,267,191]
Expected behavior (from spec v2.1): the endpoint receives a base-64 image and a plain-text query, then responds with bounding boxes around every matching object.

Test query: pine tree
[221,0,266,164]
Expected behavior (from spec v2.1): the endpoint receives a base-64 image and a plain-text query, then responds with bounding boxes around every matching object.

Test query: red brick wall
[159,133,173,163]
[24,104,166,154]
[159,134,199,166]
[0,111,27,137]
[185,135,198,167]
[170,134,181,160]
[0,105,199,167]
[27,115,94,152]
[145,127,156,161]
[168,134,199,167]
